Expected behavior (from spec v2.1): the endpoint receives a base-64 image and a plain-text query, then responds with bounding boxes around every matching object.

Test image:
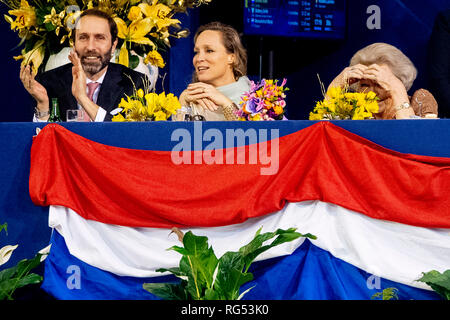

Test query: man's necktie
[82,82,100,122]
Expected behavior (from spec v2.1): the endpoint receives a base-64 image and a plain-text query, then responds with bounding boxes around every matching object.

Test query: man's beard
[78,48,113,77]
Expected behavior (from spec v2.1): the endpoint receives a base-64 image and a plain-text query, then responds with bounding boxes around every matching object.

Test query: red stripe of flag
[29,123,450,228]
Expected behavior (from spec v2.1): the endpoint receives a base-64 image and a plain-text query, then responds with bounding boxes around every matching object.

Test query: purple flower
[245,99,258,114]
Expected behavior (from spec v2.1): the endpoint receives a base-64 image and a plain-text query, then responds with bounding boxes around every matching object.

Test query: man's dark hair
[71,8,118,44]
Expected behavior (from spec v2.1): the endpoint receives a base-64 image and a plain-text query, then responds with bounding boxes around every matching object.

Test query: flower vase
[44,47,72,72]
[44,47,158,91]
[112,49,158,91]
[123,52,158,91]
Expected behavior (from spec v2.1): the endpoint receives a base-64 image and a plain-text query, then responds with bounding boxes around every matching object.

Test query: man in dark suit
[428,9,450,119]
[20,8,147,122]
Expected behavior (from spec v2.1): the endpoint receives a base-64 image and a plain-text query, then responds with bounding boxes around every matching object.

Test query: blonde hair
[192,22,247,82]
[350,43,417,91]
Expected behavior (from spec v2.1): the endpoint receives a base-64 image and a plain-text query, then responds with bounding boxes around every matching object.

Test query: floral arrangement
[309,85,379,120]
[111,76,180,121]
[236,78,289,121]
[1,0,212,74]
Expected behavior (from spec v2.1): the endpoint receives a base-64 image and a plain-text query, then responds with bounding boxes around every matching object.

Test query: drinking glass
[66,109,85,122]
[173,106,193,121]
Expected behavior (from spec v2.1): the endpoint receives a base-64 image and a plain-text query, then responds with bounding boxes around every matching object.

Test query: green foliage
[0,223,7,235]
[129,54,140,70]
[0,254,45,300]
[143,227,316,300]
[417,270,450,300]
[371,287,399,300]
[0,222,48,300]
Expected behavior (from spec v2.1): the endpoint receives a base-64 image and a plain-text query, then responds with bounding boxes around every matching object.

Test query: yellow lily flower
[326,86,342,99]
[118,42,129,67]
[309,112,323,120]
[144,92,157,114]
[116,0,132,7]
[144,50,165,68]
[13,40,45,74]
[114,16,156,67]
[366,101,379,114]
[138,3,180,31]
[112,113,126,122]
[163,93,181,115]
[8,0,36,31]
[366,91,377,100]
[115,17,156,45]
[43,7,65,36]
[127,6,142,21]
[154,110,167,121]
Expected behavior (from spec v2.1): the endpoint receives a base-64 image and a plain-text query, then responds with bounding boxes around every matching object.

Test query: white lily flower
[38,244,51,262]
[0,244,18,266]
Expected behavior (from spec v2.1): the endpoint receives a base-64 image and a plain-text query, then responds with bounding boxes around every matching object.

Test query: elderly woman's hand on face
[331,64,369,88]
[181,82,233,112]
[363,64,409,101]
[363,64,413,117]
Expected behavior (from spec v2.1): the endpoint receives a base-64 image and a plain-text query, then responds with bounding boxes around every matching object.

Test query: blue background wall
[0,0,449,121]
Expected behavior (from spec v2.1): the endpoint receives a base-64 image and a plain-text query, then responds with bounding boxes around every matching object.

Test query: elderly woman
[177,22,251,121]
[328,43,438,119]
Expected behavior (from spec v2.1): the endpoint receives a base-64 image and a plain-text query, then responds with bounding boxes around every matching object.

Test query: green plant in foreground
[143,227,316,300]
[371,287,399,300]
[0,222,50,300]
[417,270,450,300]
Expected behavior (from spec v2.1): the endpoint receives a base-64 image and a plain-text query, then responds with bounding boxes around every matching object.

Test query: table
[1,120,449,299]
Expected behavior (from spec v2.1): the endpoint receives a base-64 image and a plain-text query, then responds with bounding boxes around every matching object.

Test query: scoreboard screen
[244,0,346,39]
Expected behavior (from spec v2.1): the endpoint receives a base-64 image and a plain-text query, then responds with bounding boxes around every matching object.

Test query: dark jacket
[427,9,450,118]
[35,62,147,121]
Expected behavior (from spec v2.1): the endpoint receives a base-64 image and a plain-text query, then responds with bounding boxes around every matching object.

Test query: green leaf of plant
[180,232,219,296]
[15,273,43,289]
[204,287,219,300]
[15,254,43,279]
[371,287,399,300]
[155,267,184,276]
[44,22,56,32]
[213,252,253,300]
[0,265,18,286]
[143,282,188,300]
[167,245,189,256]
[182,231,209,254]
[129,54,140,70]
[239,228,310,272]
[215,267,253,300]
[0,278,17,300]
[0,223,7,235]
[382,287,399,300]
[417,270,450,300]
[145,227,315,300]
